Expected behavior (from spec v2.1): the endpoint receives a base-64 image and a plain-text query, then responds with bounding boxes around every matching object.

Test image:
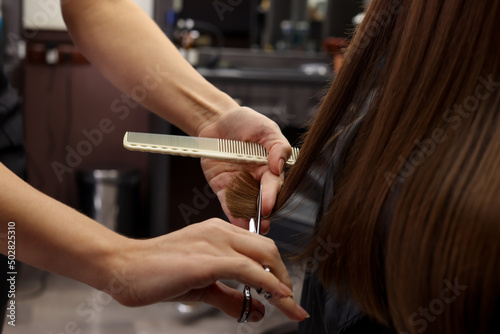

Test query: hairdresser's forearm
[61,0,238,136]
[0,164,125,291]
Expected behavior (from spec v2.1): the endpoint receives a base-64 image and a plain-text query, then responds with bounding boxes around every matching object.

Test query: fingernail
[279,282,294,298]
[279,159,285,174]
[296,304,310,319]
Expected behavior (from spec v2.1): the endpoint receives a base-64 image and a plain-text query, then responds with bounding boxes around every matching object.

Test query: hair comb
[123,132,300,166]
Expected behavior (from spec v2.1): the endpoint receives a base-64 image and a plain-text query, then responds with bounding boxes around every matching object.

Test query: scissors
[237,184,272,323]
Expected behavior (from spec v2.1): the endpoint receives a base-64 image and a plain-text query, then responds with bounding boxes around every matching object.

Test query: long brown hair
[227,0,500,332]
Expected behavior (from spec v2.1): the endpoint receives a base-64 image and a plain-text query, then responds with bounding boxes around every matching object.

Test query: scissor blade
[256,184,262,234]
[249,218,257,234]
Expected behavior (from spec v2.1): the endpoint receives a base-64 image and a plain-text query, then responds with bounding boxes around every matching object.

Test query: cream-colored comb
[123,132,300,166]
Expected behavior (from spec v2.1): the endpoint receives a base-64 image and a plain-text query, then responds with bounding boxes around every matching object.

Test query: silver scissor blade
[249,218,257,234]
[256,184,262,235]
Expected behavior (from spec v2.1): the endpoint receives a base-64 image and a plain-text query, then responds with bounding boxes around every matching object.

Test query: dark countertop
[197,66,334,85]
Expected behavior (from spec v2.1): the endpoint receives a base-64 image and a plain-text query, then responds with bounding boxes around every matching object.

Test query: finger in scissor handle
[256,266,272,299]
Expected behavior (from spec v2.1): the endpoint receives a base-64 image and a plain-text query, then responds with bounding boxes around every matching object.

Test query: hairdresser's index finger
[227,227,293,290]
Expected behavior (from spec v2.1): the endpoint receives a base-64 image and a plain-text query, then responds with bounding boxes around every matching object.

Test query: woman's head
[227,0,500,332]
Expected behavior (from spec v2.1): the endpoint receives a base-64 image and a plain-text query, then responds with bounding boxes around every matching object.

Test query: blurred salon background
[1,1,369,333]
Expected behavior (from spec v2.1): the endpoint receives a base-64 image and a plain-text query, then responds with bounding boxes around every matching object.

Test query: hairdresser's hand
[110,219,307,322]
[198,107,292,232]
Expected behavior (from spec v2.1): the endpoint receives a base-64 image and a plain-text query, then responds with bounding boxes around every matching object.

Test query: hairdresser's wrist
[192,94,240,138]
[94,236,141,305]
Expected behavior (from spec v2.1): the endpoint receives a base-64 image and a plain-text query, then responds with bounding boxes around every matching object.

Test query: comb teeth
[218,139,268,157]
[218,139,300,166]
[288,147,300,165]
